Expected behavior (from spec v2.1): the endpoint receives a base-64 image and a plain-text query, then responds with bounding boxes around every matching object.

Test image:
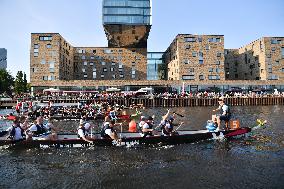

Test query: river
[0,106,283,189]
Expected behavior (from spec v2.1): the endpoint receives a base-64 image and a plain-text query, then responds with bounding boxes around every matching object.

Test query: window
[205,45,210,50]
[90,56,95,60]
[100,74,104,78]
[49,76,55,81]
[83,61,88,66]
[43,76,48,81]
[46,44,52,49]
[184,59,190,64]
[82,68,86,73]
[39,36,52,41]
[103,68,107,72]
[110,67,114,72]
[271,47,276,52]
[93,50,96,53]
[198,37,202,42]
[111,62,116,66]
[208,38,221,43]
[199,75,204,80]
[112,74,116,79]
[185,37,196,42]
[119,74,124,78]
[81,55,86,60]
[192,52,197,57]
[93,72,96,79]
[271,39,280,44]
[216,68,220,73]
[132,62,136,67]
[182,75,195,80]
[93,68,96,72]
[84,74,87,78]
[185,44,191,49]
[208,75,220,80]
[90,62,94,66]
[34,52,38,57]
[34,49,39,53]
[282,68,284,72]
[34,44,39,49]
[118,63,123,68]
[282,47,284,58]
[104,49,112,54]
[199,60,204,64]
[78,49,86,53]
[216,61,221,65]
[41,59,46,64]
[217,52,222,58]
[208,68,213,72]
[188,68,194,73]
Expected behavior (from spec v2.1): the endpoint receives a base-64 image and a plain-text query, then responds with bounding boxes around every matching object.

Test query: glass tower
[102,0,152,48]
[103,0,152,25]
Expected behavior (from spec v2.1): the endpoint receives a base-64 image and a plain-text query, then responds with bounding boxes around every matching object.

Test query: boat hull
[0,127,251,148]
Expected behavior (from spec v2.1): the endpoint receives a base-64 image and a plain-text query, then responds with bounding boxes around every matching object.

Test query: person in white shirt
[7,117,25,141]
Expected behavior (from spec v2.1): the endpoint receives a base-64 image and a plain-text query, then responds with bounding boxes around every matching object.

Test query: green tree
[14,71,26,94]
[0,69,14,95]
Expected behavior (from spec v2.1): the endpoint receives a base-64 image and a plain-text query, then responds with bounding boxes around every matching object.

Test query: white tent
[106,87,121,92]
[43,88,61,93]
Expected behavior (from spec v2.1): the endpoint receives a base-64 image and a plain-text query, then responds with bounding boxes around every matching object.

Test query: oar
[173,112,184,117]
[173,122,184,132]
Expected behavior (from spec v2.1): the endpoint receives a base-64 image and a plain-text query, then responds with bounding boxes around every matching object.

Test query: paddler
[77,122,94,144]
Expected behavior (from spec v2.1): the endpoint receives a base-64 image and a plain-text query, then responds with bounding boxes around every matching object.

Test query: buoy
[129,120,137,132]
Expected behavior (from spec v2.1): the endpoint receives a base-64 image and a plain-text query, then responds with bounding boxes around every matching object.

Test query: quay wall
[1,97,284,108]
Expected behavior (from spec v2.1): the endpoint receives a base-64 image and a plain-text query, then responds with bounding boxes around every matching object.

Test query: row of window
[42,75,56,81]
[184,37,222,43]
[181,75,221,80]
[103,0,150,8]
[184,59,222,65]
[39,36,52,41]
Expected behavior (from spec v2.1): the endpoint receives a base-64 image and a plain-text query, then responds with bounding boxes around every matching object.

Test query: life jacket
[100,122,114,139]
[9,124,25,140]
[34,124,48,136]
[220,104,231,116]
[77,126,86,138]
[161,120,173,135]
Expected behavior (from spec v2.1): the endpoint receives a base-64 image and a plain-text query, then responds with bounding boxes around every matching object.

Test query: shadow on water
[0,106,284,189]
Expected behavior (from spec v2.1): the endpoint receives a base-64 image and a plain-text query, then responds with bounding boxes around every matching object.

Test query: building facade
[225,37,284,80]
[164,34,225,81]
[0,48,7,70]
[30,0,152,84]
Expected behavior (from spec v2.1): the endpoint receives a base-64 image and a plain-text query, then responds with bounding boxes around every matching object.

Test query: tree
[0,69,14,95]
[14,71,26,94]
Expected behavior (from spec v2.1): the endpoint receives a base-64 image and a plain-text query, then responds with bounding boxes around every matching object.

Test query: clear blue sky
[1,0,283,81]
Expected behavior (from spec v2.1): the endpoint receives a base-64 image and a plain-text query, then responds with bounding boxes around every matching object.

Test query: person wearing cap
[101,119,119,140]
[213,97,231,131]
[159,109,178,136]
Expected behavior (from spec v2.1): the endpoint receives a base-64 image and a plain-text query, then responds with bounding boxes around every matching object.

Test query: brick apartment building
[225,37,284,81]
[30,0,151,84]
[29,0,284,92]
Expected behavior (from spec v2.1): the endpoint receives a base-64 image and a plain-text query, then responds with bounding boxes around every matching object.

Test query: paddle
[173,112,184,117]
[173,122,184,132]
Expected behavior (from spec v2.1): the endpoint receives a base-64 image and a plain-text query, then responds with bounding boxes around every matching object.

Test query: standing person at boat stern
[160,109,179,136]
[213,97,231,131]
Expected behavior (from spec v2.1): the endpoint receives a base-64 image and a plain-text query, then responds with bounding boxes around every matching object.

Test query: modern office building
[164,34,225,81]
[102,0,152,48]
[225,37,284,80]
[0,48,7,70]
[147,52,166,80]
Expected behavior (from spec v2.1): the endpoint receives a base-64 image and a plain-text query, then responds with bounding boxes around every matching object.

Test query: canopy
[106,87,121,92]
[43,88,61,93]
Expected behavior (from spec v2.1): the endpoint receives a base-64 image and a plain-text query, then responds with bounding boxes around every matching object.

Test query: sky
[0,0,284,81]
